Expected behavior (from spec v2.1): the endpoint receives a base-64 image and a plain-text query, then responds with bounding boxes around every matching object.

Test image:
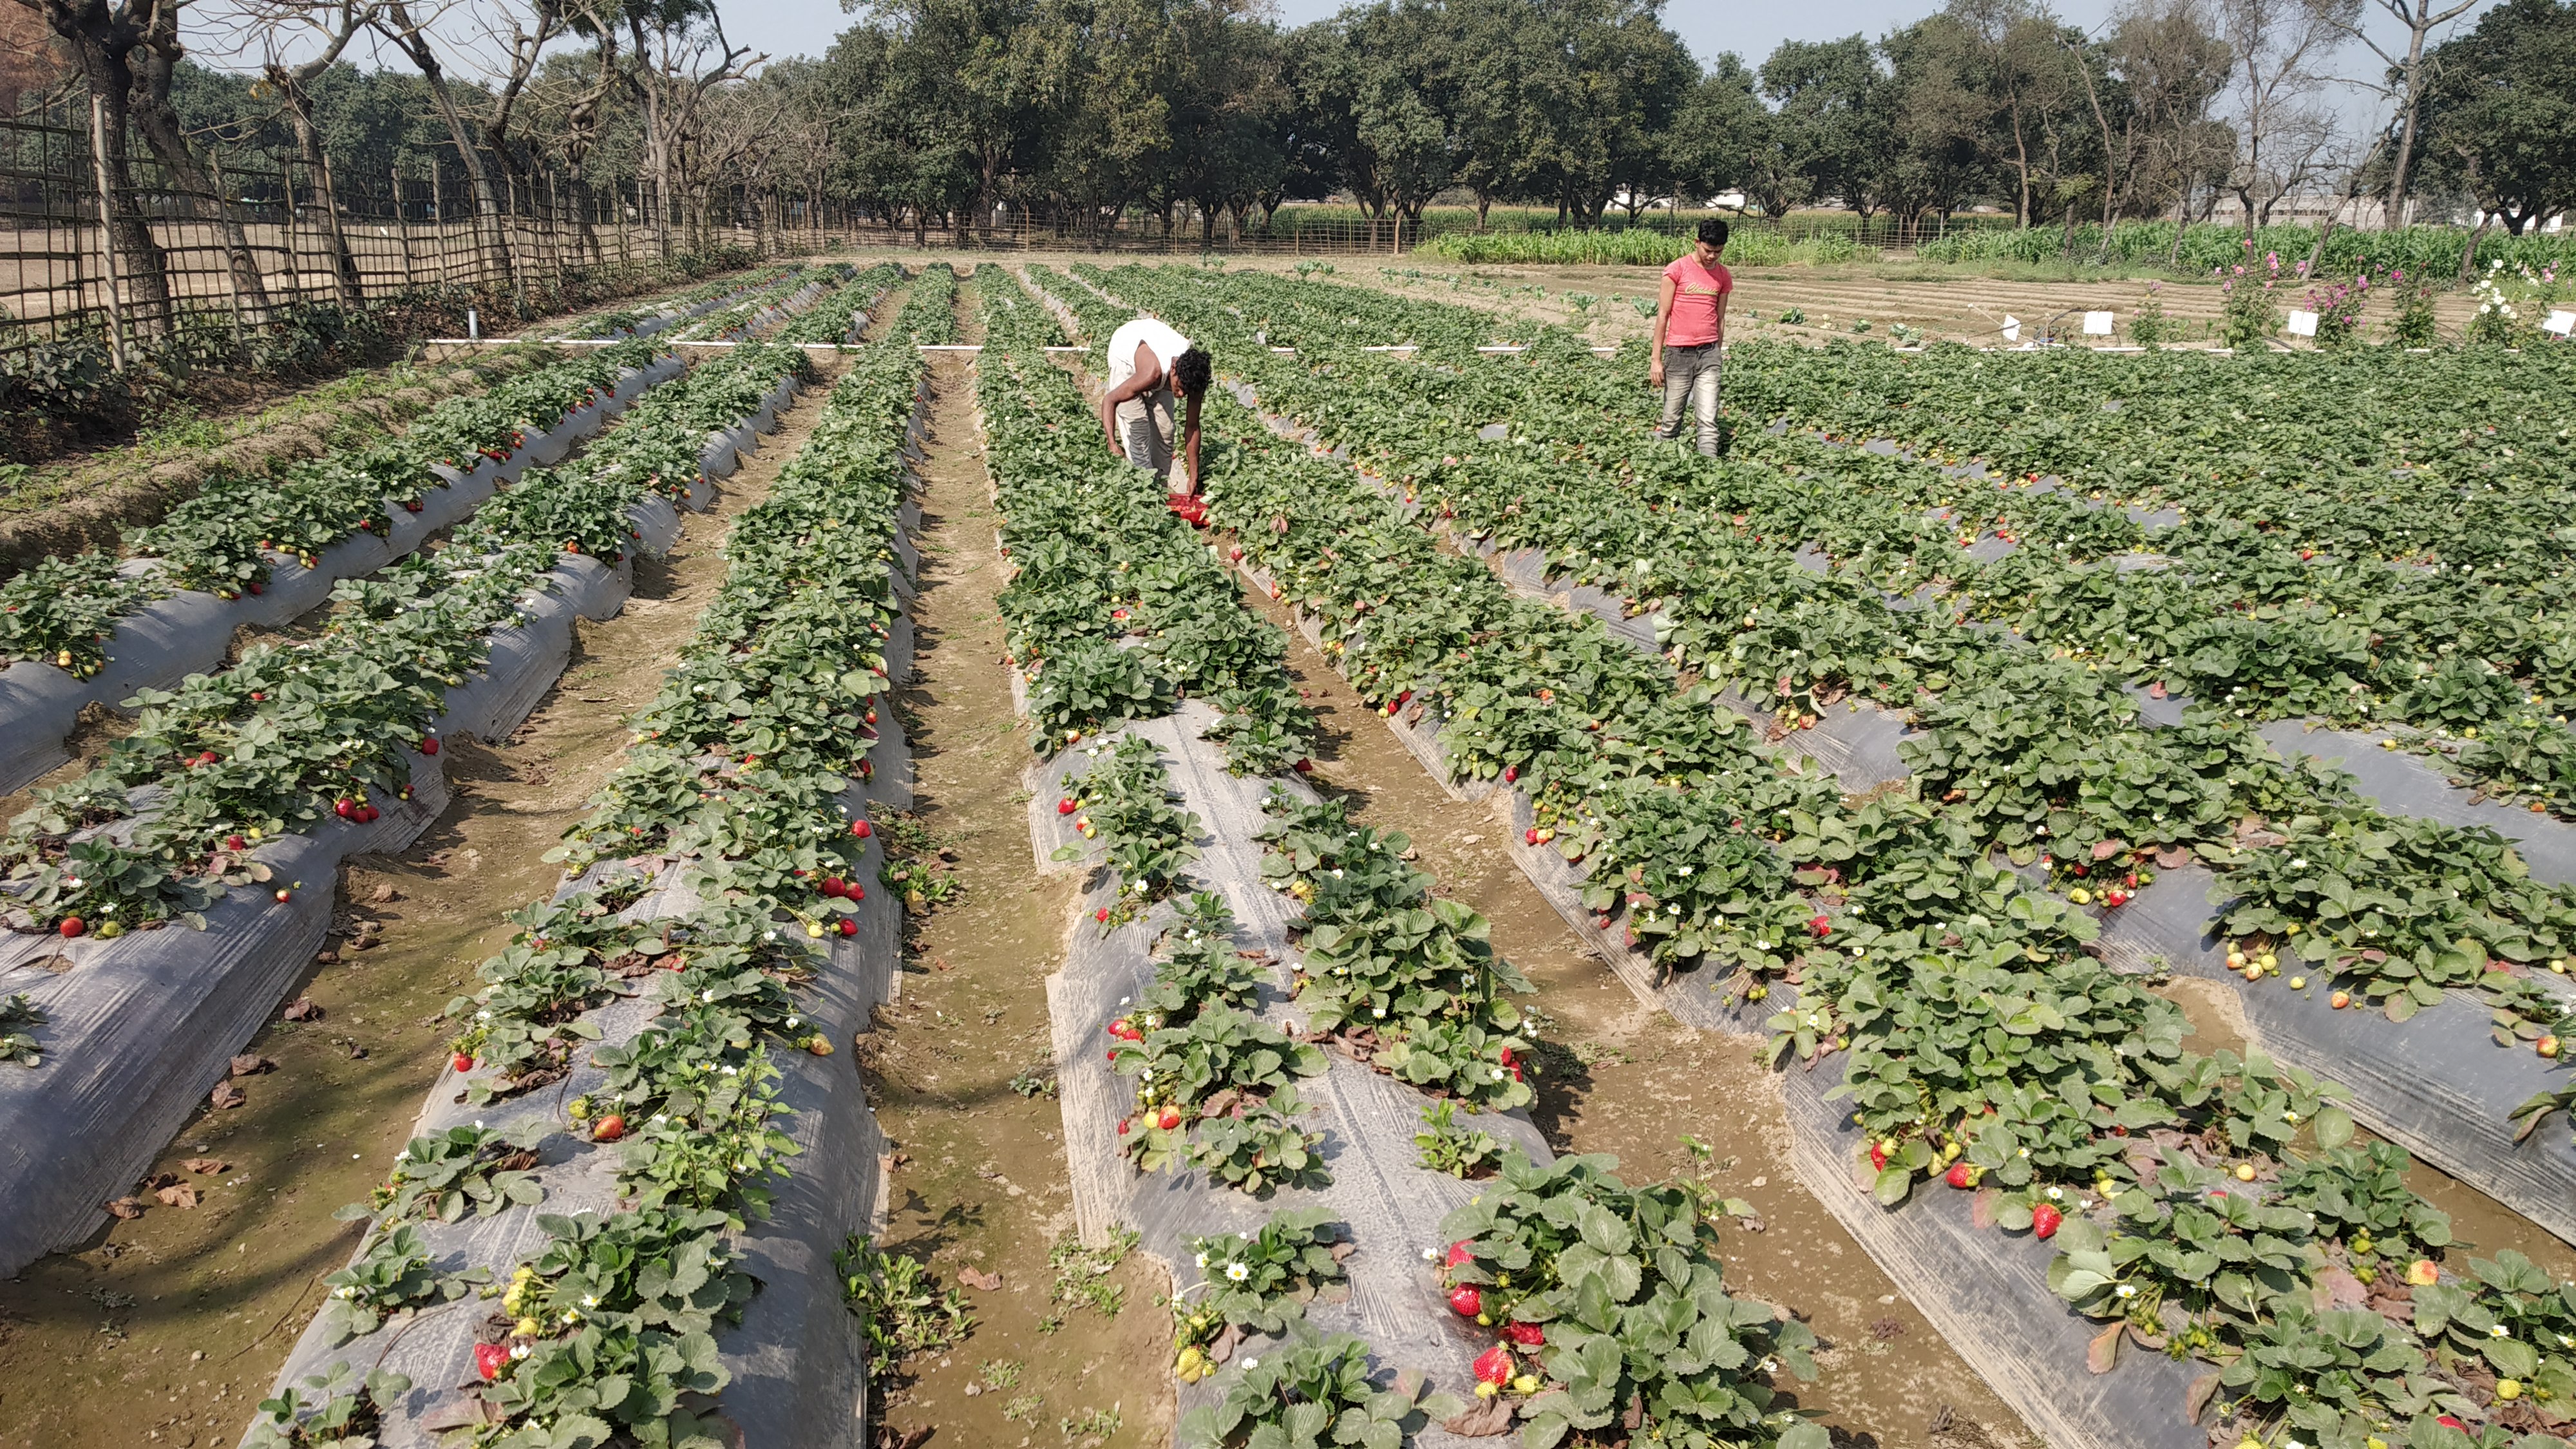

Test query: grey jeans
[1656,343,1722,457]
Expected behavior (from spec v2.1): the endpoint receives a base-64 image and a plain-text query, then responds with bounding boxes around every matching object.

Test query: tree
[17,0,279,328]
[2416,0,2576,234]
[2215,0,2356,237]
[2107,0,2231,252]
[1761,33,1890,216]
[2348,0,2484,227]
[1663,52,1772,211]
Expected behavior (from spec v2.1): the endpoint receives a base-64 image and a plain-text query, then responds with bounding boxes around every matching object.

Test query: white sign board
[2546,310,2576,338]
[2082,310,2115,336]
[2286,309,2320,337]
[2001,315,2021,343]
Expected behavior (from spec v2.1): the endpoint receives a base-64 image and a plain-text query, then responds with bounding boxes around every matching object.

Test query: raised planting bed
[240,329,930,1449]
[0,345,823,1276]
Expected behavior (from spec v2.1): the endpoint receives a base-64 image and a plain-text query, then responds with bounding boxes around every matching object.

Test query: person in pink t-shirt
[1648,218,1732,457]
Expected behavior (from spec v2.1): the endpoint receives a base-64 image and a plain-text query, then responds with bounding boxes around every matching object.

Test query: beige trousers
[1115,386,1184,488]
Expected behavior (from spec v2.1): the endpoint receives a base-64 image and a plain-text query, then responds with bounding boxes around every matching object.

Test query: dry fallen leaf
[209,1083,247,1110]
[281,998,322,1021]
[103,1197,144,1220]
[1441,1396,1516,1437]
[230,1054,275,1078]
[156,1184,199,1209]
[957,1267,1003,1291]
[183,1157,228,1175]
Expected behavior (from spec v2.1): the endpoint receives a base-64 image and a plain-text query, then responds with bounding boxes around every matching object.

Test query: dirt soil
[863,276,1175,1449]
[0,355,848,1449]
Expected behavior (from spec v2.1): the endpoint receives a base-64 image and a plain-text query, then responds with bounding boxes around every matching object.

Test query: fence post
[392,169,415,290]
[86,94,129,370]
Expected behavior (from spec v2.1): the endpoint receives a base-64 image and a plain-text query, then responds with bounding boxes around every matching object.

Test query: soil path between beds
[0,353,849,1449]
[859,272,1174,1449]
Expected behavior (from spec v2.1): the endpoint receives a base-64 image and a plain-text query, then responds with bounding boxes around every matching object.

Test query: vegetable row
[1074,267,2576,1449]
[997,267,1828,1449]
[245,272,941,1449]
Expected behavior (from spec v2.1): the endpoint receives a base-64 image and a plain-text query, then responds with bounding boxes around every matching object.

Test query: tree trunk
[386,7,515,289]
[276,86,364,307]
[124,87,272,324]
[2457,213,2490,279]
[53,36,175,333]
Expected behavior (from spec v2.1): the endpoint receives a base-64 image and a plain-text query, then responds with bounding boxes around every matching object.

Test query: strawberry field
[986,260,2576,1449]
[5,254,2573,1449]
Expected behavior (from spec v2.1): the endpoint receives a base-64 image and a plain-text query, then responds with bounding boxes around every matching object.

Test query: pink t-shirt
[1662,254,1732,346]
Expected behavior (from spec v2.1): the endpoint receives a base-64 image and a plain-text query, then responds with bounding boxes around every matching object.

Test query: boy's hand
[1648,355,1665,388]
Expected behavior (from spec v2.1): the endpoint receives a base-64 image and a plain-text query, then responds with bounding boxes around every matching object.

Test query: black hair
[1171,346,1213,400]
[1696,217,1729,249]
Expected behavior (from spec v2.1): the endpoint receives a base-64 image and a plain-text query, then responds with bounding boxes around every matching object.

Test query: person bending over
[1099,313,1213,517]
[1648,217,1732,457]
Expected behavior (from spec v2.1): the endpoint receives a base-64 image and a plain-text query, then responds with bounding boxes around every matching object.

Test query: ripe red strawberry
[1946,1162,1975,1189]
[1502,765,1519,783]
[1524,828,1540,846]
[475,1342,510,1381]
[1473,1345,1513,1385]
[592,1114,627,1142]
[1117,1118,1131,1135]
[1869,1141,1890,1171]
[838,918,858,937]
[1058,798,1077,815]
[1448,1284,1482,1317]
[452,1053,474,1072]
[1095,907,1110,922]
[57,916,82,938]
[850,821,873,838]
[1445,1240,1475,1268]
[1156,1108,1181,1130]
[1810,915,1832,936]
[1504,1320,1546,1347]
[225,835,247,851]
[420,737,439,756]
[2032,1203,2063,1239]
[822,877,848,898]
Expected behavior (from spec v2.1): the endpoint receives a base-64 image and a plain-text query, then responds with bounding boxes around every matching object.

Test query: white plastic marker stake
[2002,316,2021,343]
[2546,310,2576,338]
[2083,310,2114,336]
[2286,309,2319,337]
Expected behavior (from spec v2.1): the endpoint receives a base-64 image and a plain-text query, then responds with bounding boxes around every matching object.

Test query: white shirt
[1105,317,1191,391]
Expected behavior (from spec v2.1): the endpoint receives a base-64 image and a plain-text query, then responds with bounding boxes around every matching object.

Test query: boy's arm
[1649,272,1677,386]
[1183,392,1203,491]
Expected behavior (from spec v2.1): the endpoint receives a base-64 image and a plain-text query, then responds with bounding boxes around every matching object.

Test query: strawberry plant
[2217,811,2576,1021]
[1173,1206,1348,1367]
[1180,1086,1328,1195]
[614,1045,797,1229]
[242,1361,412,1448]
[312,1223,483,1347]
[1177,1321,1464,1449]
[1435,1150,1823,1449]
[0,552,166,676]
[1414,1099,1502,1179]
[0,993,41,1066]
[348,1121,546,1226]
[1052,736,1204,917]
[473,1207,750,1448]
[1259,793,1536,1110]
